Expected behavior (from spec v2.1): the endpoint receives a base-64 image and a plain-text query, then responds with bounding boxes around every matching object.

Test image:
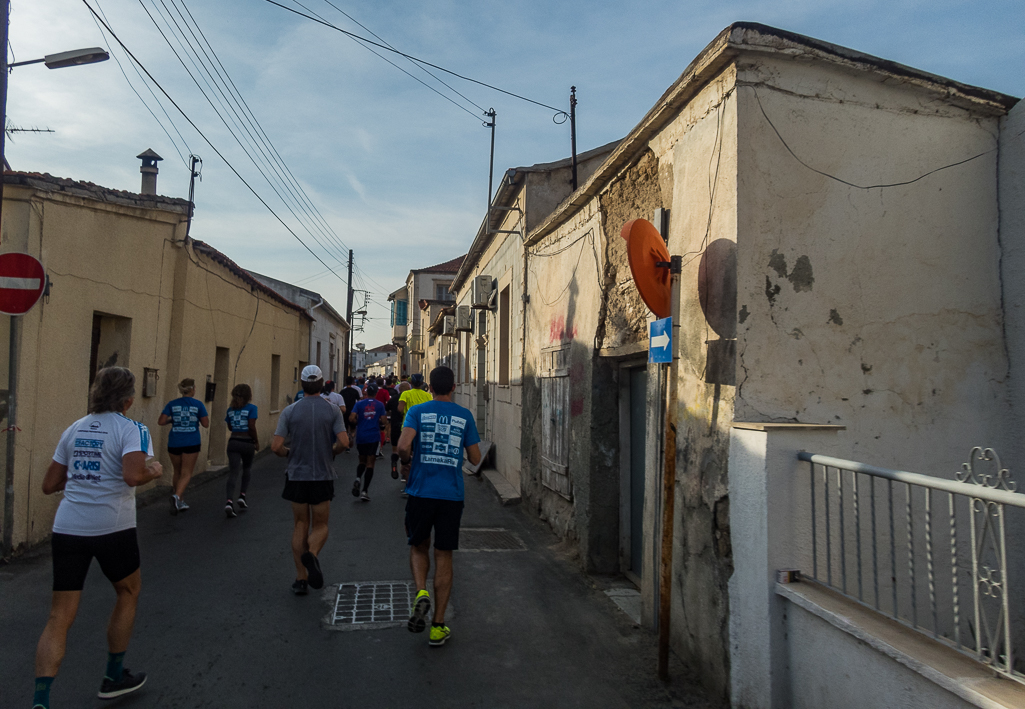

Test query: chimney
[137,149,163,195]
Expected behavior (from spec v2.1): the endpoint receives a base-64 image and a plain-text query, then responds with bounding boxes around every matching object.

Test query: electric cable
[80,0,349,285]
[267,0,567,118]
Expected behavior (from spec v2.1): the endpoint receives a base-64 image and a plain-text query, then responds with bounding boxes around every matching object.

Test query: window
[89,312,132,386]
[499,286,510,385]
[435,283,454,301]
[271,355,281,411]
[391,299,408,326]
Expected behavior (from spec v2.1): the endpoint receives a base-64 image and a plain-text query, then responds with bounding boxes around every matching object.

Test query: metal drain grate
[330,581,414,628]
[459,527,527,552]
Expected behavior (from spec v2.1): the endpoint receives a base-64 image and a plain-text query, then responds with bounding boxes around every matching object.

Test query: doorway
[620,365,647,583]
[208,347,230,465]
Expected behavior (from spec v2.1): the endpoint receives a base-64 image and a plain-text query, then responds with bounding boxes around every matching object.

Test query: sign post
[0,252,46,558]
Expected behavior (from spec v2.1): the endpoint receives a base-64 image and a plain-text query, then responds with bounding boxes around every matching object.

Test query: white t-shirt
[321,391,346,412]
[51,412,154,536]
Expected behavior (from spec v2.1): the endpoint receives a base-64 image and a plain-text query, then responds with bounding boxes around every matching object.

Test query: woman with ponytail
[224,384,259,518]
[157,378,209,515]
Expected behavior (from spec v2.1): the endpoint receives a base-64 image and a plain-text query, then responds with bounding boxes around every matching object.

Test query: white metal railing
[798,448,1025,684]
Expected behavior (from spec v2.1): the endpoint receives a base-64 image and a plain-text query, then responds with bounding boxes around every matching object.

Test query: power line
[267,0,567,117]
[80,0,349,285]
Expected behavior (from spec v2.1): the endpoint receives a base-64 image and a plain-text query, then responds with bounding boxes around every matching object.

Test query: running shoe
[360,491,370,502]
[291,579,308,596]
[236,496,248,510]
[301,551,324,589]
[224,501,237,519]
[400,487,409,498]
[351,478,361,497]
[407,590,431,633]
[177,499,189,512]
[97,668,147,699]
[429,624,451,647]
[391,464,398,479]
[169,495,179,516]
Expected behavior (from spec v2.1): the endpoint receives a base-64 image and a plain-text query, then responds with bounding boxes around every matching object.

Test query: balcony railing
[798,448,1025,685]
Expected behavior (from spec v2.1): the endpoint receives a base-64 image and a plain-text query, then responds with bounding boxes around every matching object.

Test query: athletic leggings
[226,437,256,499]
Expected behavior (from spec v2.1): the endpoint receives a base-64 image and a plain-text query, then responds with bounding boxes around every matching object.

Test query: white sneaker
[360,491,370,502]
[177,498,189,512]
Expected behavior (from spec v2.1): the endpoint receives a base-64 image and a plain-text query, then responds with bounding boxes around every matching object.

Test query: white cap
[301,365,323,382]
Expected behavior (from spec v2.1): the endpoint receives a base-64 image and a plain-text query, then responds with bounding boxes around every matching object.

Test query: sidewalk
[0,447,719,709]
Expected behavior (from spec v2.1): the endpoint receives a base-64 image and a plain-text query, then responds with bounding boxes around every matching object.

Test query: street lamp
[0,2,110,558]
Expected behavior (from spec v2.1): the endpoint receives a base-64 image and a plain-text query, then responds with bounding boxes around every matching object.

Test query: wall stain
[768,249,788,278]
[765,277,780,305]
[828,308,843,325]
[738,304,749,324]
[788,255,815,292]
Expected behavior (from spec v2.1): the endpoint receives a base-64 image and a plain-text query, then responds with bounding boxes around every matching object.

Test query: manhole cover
[459,527,526,552]
[330,581,414,629]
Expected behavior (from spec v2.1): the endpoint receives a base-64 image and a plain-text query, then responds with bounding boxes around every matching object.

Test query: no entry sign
[0,253,45,315]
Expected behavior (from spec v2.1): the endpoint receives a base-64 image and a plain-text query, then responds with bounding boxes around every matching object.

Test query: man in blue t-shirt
[349,383,386,501]
[397,365,481,648]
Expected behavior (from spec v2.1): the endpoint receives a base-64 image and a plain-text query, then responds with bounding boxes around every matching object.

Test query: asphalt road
[0,448,719,708]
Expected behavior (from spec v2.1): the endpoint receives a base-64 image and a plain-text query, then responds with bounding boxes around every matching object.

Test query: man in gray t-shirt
[272,365,349,596]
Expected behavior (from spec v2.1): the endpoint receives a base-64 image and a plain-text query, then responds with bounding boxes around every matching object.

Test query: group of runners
[28,363,480,708]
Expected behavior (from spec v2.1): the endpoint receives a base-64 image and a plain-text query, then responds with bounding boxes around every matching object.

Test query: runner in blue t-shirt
[157,378,210,514]
[396,366,481,647]
[348,383,386,501]
[223,384,259,518]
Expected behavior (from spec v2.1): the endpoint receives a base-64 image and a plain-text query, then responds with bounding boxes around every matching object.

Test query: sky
[8,0,1025,348]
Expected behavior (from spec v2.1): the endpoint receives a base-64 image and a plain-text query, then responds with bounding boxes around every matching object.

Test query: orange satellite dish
[622,218,671,318]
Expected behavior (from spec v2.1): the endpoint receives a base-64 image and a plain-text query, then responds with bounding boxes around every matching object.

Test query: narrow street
[0,450,717,709]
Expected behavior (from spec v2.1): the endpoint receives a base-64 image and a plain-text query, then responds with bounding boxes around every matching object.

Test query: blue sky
[9,0,1024,347]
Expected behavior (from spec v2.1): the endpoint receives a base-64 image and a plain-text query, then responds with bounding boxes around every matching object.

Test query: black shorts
[405,496,464,550]
[168,444,202,455]
[390,419,402,443]
[356,442,379,457]
[51,528,140,592]
[281,478,335,505]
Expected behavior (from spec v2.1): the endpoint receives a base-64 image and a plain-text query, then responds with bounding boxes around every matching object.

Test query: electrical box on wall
[142,368,159,397]
[471,275,493,309]
[455,305,472,331]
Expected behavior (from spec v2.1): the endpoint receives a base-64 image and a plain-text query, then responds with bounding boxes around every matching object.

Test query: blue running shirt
[226,404,258,434]
[403,400,480,501]
[161,397,208,448]
[353,398,386,444]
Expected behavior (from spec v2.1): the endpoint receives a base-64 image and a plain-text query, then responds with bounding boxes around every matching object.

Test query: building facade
[387,255,463,377]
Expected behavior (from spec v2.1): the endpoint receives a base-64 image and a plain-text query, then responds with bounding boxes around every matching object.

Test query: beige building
[0,171,311,551]
[387,255,463,376]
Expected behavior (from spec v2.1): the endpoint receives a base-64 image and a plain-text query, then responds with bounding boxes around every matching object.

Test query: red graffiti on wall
[549,315,577,344]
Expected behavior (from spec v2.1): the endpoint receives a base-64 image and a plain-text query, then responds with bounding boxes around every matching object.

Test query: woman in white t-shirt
[31,367,163,708]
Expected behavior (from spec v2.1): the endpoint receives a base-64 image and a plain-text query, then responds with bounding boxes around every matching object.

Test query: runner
[339,376,361,444]
[397,366,481,647]
[32,367,162,708]
[374,378,391,456]
[384,377,402,478]
[397,373,433,496]
[321,380,347,418]
[349,382,386,502]
[271,365,349,595]
[157,378,209,514]
[224,384,259,518]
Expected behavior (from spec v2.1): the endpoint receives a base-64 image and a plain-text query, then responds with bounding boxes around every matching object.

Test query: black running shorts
[51,528,140,592]
[168,444,202,455]
[356,442,378,457]
[281,477,335,505]
[404,496,465,550]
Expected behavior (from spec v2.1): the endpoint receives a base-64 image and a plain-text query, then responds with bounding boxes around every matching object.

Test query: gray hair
[89,367,136,414]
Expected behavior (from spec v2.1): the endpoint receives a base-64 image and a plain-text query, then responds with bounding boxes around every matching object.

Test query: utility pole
[0,0,12,560]
[185,154,201,238]
[485,108,496,230]
[344,249,353,380]
[570,86,578,191]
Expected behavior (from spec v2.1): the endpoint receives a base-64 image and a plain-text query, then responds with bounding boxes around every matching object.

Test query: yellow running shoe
[407,590,431,633]
[429,624,451,647]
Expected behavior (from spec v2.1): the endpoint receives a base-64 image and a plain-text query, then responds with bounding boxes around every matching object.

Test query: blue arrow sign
[649,317,672,364]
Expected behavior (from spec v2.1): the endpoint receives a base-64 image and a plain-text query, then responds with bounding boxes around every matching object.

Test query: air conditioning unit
[471,275,493,309]
[442,315,456,337]
[455,305,472,332]
[408,337,423,354]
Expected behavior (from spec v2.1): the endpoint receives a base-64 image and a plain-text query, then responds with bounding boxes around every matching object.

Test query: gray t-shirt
[274,395,346,481]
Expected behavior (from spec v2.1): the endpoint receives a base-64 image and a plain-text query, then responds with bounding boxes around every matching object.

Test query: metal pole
[485,108,496,231]
[185,155,200,238]
[657,254,682,681]
[570,87,578,191]
[344,249,353,380]
[0,0,13,560]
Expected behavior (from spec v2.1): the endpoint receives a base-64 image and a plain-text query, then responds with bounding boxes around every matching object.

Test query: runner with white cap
[271,365,349,595]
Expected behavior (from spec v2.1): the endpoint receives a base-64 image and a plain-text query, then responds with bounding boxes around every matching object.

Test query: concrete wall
[0,184,309,549]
